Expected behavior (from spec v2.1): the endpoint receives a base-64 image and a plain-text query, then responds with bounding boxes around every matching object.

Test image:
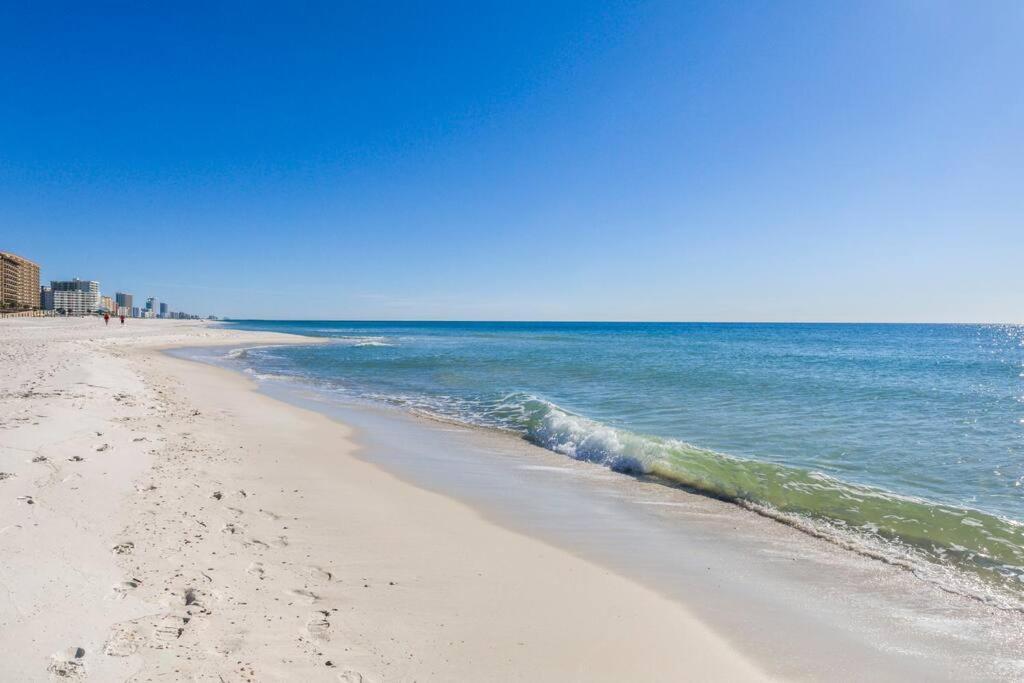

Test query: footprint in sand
[111,578,142,599]
[104,626,142,656]
[47,647,86,678]
[306,610,331,641]
[246,562,266,580]
[184,587,203,607]
[306,566,333,582]
[152,614,189,646]
[285,588,319,604]
[112,542,134,555]
[244,538,270,550]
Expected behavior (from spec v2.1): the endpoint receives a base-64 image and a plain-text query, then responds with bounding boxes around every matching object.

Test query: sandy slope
[0,318,767,681]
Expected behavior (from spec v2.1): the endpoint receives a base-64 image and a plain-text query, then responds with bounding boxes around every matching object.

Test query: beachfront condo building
[131,306,141,318]
[51,278,100,316]
[116,292,133,311]
[159,302,169,318]
[53,290,100,316]
[40,285,54,310]
[100,295,115,313]
[0,251,41,311]
[146,297,159,316]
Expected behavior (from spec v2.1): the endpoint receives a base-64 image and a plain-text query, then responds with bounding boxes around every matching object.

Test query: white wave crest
[332,336,396,348]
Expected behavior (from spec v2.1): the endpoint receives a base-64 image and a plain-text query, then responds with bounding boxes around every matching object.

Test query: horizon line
[220,318,1023,326]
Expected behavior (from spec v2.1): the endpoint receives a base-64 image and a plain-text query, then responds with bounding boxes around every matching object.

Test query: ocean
[221,321,1024,608]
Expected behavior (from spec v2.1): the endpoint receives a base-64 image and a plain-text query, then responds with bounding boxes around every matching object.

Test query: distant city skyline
[1,3,1021,322]
[1,248,205,318]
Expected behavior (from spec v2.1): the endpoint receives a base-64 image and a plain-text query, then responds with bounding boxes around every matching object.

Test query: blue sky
[1,1,1021,321]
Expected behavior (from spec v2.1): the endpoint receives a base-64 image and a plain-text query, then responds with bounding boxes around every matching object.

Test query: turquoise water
[224,321,1024,605]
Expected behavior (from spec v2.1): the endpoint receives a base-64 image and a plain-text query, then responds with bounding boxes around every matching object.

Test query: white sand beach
[0,318,767,681]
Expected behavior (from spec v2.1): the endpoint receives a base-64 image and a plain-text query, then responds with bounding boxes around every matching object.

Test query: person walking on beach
[120,314,125,325]
[104,312,110,326]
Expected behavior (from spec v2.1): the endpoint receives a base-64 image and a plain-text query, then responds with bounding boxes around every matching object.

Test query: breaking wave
[381,391,1024,610]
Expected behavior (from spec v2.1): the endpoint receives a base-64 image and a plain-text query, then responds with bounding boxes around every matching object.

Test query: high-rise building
[100,295,115,313]
[159,302,169,318]
[40,285,54,310]
[0,251,41,310]
[51,279,100,316]
[146,297,159,313]
[131,306,141,318]
[115,292,134,317]
[53,290,99,316]
[51,278,99,294]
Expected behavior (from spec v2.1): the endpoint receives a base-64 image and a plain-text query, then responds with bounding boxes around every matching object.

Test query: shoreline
[220,321,1024,612]
[0,318,767,680]
[187,333,1024,680]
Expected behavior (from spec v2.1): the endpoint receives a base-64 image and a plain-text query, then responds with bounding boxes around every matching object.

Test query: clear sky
[1,2,1021,321]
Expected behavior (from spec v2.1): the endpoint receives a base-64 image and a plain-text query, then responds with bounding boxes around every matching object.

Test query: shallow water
[223,321,1024,607]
